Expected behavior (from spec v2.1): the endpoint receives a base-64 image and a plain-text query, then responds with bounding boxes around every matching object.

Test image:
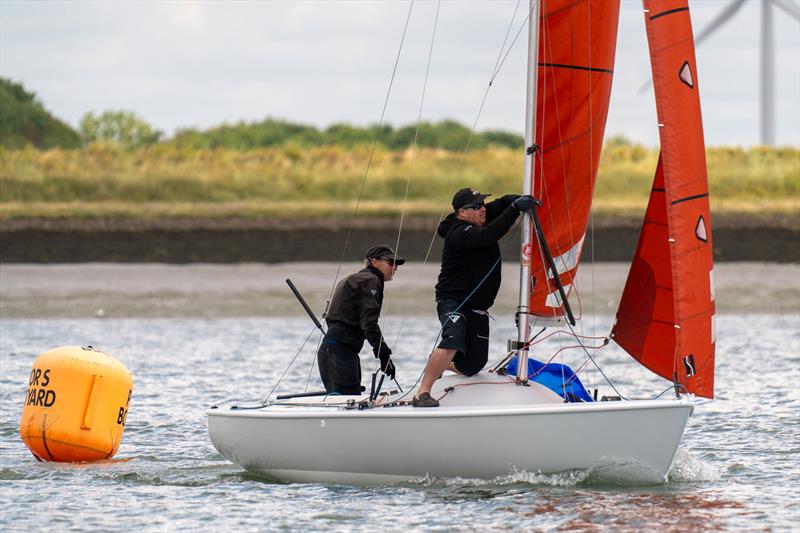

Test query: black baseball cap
[365,245,406,265]
[452,188,491,211]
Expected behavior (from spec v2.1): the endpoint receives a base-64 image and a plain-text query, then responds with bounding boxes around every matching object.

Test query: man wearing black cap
[317,245,405,395]
[413,188,536,407]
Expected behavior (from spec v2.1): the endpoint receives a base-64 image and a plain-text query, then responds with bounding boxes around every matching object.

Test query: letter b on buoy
[19,346,134,462]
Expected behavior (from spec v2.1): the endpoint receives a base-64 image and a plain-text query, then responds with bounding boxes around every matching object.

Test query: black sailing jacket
[324,265,390,356]
[434,195,520,310]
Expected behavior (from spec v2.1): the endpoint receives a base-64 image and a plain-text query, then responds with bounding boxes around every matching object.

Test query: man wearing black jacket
[318,245,405,395]
[413,188,536,407]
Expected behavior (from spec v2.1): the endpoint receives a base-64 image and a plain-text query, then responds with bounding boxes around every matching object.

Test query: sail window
[683,354,696,377]
[547,236,585,280]
[679,61,694,88]
[709,268,715,301]
[545,284,572,308]
[711,314,716,344]
[695,215,708,242]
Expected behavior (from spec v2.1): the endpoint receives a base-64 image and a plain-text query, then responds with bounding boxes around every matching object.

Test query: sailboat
[207,0,715,485]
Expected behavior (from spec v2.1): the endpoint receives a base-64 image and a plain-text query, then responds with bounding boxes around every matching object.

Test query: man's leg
[330,344,363,395]
[417,347,457,396]
[414,300,465,405]
[317,344,335,392]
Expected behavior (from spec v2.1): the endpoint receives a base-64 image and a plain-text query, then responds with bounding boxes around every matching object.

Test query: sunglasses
[467,202,485,210]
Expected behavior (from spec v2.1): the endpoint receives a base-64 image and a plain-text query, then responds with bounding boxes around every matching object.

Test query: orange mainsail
[612,0,716,398]
[527,0,621,321]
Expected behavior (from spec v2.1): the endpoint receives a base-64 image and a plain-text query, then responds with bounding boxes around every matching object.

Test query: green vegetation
[171,118,522,151]
[1,142,797,220]
[0,77,521,152]
[79,111,163,149]
[0,77,795,221]
[0,78,81,149]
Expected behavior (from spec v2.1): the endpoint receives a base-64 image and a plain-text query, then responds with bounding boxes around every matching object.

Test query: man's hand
[376,345,396,379]
[380,354,396,379]
[500,194,521,205]
[512,194,538,212]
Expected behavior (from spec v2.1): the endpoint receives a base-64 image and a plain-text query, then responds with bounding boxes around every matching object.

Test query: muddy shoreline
[1,215,798,263]
[2,262,797,318]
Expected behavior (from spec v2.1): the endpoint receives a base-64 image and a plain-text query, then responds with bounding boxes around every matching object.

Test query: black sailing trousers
[317,339,363,395]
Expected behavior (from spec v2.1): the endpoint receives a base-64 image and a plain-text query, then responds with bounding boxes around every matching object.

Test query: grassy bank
[1,144,797,219]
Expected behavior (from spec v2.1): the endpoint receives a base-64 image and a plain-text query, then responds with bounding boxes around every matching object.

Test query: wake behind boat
[209,0,715,485]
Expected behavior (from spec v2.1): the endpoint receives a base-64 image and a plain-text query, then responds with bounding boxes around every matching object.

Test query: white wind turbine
[642,0,800,145]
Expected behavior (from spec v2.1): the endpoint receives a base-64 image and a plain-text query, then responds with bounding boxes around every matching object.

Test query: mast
[516,0,540,383]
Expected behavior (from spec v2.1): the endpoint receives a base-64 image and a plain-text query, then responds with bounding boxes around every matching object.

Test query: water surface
[1,264,798,531]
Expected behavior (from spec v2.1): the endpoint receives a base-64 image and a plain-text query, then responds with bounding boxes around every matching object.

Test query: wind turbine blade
[773,0,800,21]
[638,0,747,94]
[694,0,748,46]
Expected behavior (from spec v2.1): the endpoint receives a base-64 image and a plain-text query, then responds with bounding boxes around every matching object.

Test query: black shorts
[317,340,362,395]
[436,299,490,377]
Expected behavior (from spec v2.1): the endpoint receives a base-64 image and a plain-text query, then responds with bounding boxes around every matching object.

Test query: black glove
[512,194,538,212]
[500,194,521,206]
[376,345,396,379]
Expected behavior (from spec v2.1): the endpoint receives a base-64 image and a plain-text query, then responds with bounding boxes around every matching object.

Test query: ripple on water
[1,314,798,531]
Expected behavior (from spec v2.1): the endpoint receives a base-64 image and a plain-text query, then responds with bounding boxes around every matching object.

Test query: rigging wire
[382,1,442,369]
[422,0,531,264]
[262,1,629,403]
[303,332,324,393]
[326,0,416,307]
[586,0,599,393]
[384,0,528,377]
[396,216,524,401]
[260,2,531,402]
[262,325,320,404]
[392,0,440,264]
[565,318,626,398]
[302,0,415,392]
[530,0,614,395]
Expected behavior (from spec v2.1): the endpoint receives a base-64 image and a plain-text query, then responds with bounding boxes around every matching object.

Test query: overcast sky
[1,0,798,147]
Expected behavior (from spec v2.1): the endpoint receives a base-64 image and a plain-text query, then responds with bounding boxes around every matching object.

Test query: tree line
[1,78,523,151]
[0,78,81,149]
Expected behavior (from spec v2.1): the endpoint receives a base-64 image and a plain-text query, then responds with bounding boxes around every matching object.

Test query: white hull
[207,373,692,485]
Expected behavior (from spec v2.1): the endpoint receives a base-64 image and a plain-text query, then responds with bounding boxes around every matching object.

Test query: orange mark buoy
[19,346,133,462]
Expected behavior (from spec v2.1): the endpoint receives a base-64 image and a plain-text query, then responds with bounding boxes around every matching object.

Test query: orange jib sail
[612,0,716,398]
[527,0,621,321]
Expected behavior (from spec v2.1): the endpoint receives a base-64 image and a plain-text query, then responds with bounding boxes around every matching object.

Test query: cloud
[1,0,798,146]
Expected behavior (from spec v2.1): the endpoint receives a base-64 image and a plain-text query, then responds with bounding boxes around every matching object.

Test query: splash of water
[668,448,722,483]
